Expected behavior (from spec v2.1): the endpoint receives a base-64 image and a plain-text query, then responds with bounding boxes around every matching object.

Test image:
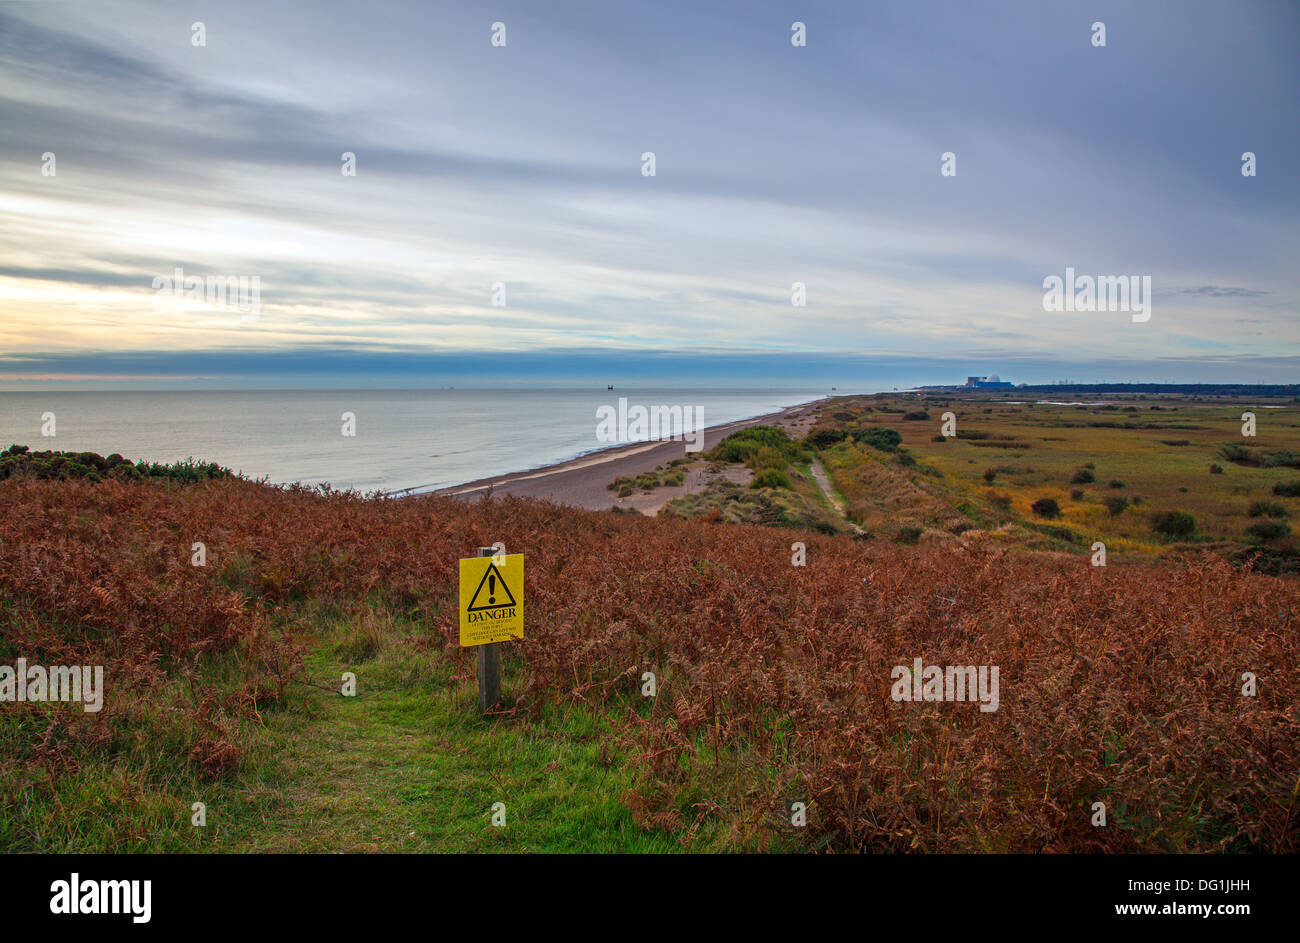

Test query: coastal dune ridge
[415,398,827,512]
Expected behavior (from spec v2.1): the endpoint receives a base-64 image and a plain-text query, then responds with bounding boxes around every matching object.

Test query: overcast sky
[1,0,1297,388]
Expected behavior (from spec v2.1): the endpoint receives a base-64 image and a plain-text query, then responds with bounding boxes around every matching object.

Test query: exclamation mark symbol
[488,571,496,606]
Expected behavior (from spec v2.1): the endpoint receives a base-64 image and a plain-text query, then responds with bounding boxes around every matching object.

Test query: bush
[1210,464,1224,474]
[983,468,997,483]
[804,428,848,449]
[1036,524,1084,545]
[708,426,797,465]
[0,446,231,483]
[903,411,930,421]
[893,525,923,544]
[932,434,947,443]
[1218,446,1300,469]
[1246,520,1291,541]
[1031,497,1061,519]
[1108,480,1125,489]
[750,469,791,490]
[1274,480,1300,497]
[988,492,1012,510]
[1104,496,1129,516]
[852,427,903,452]
[1070,468,1095,484]
[1220,444,1256,466]
[1248,500,1288,519]
[1070,489,1084,500]
[1151,510,1195,539]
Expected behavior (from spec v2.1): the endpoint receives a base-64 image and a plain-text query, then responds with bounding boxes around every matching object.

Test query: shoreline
[406,397,831,513]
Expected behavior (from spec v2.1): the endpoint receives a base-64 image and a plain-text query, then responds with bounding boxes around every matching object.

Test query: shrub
[1108,480,1125,489]
[893,525,923,544]
[1070,468,1095,484]
[1246,520,1291,541]
[750,469,791,490]
[0,446,231,483]
[1036,524,1084,545]
[903,411,930,421]
[983,468,997,483]
[932,434,947,443]
[1070,489,1084,500]
[852,427,903,452]
[708,426,797,465]
[804,428,848,449]
[1210,464,1224,474]
[1031,497,1061,519]
[1104,496,1129,516]
[988,492,1012,510]
[1274,480,1300,497]
[1248,500,1288,519]
[1151,510,1195,539]
[1265,450,1300,469]
[1220,444,1256,466]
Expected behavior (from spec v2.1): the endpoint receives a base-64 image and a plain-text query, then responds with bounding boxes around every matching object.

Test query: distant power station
[965,375,1014,389]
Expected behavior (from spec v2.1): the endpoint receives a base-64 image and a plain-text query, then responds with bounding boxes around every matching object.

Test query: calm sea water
[0,389,827,494]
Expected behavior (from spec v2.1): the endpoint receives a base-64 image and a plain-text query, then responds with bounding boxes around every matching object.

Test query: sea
[0,388,830,494]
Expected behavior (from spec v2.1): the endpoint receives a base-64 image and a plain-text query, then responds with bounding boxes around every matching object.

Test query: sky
[0,0,1297,389]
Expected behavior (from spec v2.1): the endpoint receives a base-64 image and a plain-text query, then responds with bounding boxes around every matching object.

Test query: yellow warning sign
[458,553,524,646]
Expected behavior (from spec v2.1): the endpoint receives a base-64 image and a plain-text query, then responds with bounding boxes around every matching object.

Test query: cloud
[1164,286,1273,299]
[0,0,1296,383]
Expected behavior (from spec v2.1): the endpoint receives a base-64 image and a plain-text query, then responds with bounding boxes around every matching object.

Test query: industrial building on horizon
[965,375,1015,389]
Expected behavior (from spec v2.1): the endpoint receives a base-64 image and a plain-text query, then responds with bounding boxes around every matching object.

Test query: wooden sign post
[475,547,501,714]
[458,547,524,715]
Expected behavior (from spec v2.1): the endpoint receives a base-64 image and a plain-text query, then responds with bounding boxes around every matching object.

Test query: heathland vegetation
[672,393,1300,574]
[1,434,1297,852]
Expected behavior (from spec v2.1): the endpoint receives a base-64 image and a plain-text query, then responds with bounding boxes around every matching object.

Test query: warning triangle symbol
[467,561,518,612]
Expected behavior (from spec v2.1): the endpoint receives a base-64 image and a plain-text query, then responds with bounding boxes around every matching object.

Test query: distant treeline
[0,445,234,483]
[925,384,1300,398]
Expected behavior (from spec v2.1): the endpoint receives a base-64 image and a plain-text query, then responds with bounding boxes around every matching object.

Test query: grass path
[211,622,706,853]
[809,458,863,534]
[5,609,760,852]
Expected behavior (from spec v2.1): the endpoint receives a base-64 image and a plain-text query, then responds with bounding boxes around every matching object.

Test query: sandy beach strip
[405,398,828,513]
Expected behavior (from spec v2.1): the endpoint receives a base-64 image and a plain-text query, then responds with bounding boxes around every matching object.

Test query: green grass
[801,393,1300,561]
[1,606,760,853]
